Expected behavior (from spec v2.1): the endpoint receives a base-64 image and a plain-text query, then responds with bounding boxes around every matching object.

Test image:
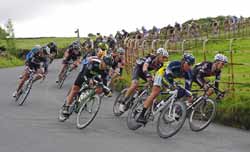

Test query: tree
[0,26,8,52]
[0,26,8,39]
[5,19,16,55]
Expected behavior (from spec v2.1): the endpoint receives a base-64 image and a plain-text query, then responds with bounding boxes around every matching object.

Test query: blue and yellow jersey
[155,61,192,90]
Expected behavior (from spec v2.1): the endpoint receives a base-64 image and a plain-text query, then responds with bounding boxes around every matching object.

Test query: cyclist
[108,47,126,87]
[97,42,108,59]
[56,41,81,83]
[119,48,169,112]
[47,42,58,63]
[107,34,117,52]
[112,47,125,75]
[94,34,103,49]
[136,53,195,124]
[13,45,49,97]
[62,55,113,115]
[192,53,228,96]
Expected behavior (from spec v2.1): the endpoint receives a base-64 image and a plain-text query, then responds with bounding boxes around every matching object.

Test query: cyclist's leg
[14,67,30,97]
[124,66,140,99]
[137,73,162,123]
[33,68,44,83]
[57,60,68,81]
[70,58,80,71]
[63,66,86,114]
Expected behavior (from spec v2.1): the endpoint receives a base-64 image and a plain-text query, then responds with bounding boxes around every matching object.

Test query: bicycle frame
[188,83,225,110]
[145,89,179,121]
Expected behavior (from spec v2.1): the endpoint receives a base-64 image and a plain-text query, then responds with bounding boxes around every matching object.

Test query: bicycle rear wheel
[189,98,216,132]
[76,94,101,129]
[126,97,144,130]
[16,80,33,106]
[157,101,186,138]
[113,88,128,116]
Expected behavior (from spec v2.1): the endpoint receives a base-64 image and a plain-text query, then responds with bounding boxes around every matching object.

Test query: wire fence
[123,37,250,98]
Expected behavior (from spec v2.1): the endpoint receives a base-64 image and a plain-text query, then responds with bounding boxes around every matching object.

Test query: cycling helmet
[156,48,169,57]
[48,42,57,48]
[214,53,228,63]
[103,55,113,66]
[98,42,108,50]
[72,41,80,50]
[42,46,50,55]
[117,47,125,54]
[183,53,195,65]
[31,45,42,53]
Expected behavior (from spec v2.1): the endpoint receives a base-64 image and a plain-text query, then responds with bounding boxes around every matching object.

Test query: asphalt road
[0,60,249,152]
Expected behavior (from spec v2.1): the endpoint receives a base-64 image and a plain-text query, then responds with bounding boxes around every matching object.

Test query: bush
[216,96,250,130]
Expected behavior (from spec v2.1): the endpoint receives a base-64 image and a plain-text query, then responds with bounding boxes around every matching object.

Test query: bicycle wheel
[16,80,33,106]
[157,101,186,138]
[113,88,128,116]
[76,94,101,129]
[57,66,68,89]
[126,97,143,130]
[189,98,216,132]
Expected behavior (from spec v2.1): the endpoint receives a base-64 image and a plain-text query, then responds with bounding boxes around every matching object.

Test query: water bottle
[133,91,138,99]
[156,100,165,109]
[79,90,89,102]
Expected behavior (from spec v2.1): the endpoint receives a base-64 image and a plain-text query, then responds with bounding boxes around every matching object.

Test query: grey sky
[0,0,250,37]
[0,0,89,22]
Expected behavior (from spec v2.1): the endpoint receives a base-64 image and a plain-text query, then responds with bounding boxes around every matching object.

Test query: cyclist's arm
[195,70,207,88]
[164,69,175,87]
[142,63,150,76]
[214,71,221,93]
[184,70,192,91]
[63,49,70,59]
[41,57,48,74]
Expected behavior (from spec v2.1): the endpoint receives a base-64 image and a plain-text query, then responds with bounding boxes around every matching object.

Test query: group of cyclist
[120,48,227,124]
[12,32,228,127]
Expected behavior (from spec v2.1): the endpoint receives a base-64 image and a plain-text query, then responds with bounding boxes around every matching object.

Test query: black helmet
[103,55,113,66]
[47,42,57,53]
[183,53,195,65]
[48,42,57,48]
[72,41,80,50]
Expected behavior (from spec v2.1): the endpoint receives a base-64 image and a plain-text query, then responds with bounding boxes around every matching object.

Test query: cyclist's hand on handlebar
[203,83,209,91]
[169,84,176,90]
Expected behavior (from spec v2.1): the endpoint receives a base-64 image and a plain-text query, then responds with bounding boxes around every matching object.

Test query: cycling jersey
[63,47,81,64]
[74,59,109,87]
[132,54,163,81]
[192,61,221,89]
[26,52,48,72]
[154,61,192,90]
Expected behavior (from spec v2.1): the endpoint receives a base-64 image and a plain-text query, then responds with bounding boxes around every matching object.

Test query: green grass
[0,37,85,50]
[0,54,24,68]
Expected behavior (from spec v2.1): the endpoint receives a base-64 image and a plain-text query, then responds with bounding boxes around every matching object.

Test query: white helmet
[156,48,169,57]
[214,54,228,63]
[42,46,50,55]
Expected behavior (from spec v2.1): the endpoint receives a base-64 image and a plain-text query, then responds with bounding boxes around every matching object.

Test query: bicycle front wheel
[76,94,101,129]
[57,66,69,89]
[189,98,216,132]
[16,80,33,106]
[113,88,128,116]
[157,101,186,138]
[126,97,144,130]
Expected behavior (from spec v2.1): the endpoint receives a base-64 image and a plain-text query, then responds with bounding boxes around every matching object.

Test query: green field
[0,37,84,50]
